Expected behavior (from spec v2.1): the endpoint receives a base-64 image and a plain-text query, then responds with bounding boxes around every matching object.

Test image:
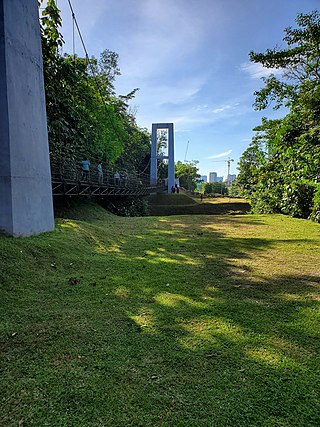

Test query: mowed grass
[1,205,320,426]
[147,193,251,216]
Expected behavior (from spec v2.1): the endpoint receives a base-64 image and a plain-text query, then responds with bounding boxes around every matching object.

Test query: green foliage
[115,127,151,173]
[310,183,320,222]
[105,196,149,217]
[228,182,241,197]
[175,160,200,190]
[250,10,320,111]
[281,180,316,217]
[236,138,267,198]
[40,0,63,66]
[204,182,227,195]
[40,1,150,172]
[239,12,320,221]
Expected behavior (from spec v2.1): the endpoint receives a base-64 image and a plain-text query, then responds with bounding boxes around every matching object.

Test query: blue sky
[55,0,319,179]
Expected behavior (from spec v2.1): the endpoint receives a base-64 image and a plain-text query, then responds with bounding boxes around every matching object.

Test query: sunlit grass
[147,193,250,216]
[198,196,249,204]
[1,205,319,426]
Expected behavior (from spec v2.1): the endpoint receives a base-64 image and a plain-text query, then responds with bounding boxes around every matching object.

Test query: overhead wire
[71,7,75,58]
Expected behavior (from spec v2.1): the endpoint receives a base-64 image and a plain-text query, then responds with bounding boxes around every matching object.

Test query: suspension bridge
[0,0,173,236]
[50,160,163,197]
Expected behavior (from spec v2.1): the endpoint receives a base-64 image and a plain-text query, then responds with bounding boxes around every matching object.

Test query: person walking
[81,158,90,181]
[124,172,129,187]
[114,172,120,186]
[97,163,103,184]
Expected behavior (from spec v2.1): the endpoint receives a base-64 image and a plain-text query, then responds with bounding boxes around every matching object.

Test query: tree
[175,161,200,191]
[204,182,227,195]
[236,135,267,197]
[238,11,320,220]
[40,1,150,174]
[250,11,320,111]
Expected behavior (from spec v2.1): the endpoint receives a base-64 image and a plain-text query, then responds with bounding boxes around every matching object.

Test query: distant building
[216,176,223,182]
[229,174,237,183]
[209,172,217,182]
[200,175,207,183]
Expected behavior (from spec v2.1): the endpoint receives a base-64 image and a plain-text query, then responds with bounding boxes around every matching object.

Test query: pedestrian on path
[97,163,103,184]
[81,158,90,181]
[114,172,120,186]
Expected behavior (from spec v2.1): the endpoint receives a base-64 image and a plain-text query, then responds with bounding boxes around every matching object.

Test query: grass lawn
[147,193,251,216]
[1,203,320,426]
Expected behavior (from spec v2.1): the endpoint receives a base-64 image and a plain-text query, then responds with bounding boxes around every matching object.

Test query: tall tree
[40,1,150,174]
[238,11,320,220]
[175,161,200,191]
[250,11,320,111]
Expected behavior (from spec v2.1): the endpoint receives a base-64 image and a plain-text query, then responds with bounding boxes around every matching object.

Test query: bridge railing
[50,160,152,189]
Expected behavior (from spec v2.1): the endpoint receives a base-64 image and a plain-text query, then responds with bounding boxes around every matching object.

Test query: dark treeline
[236,11,320,222]
[40,0,150,176]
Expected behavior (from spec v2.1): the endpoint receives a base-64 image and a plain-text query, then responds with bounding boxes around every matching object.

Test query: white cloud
[240,62,282,79]
[208,150,232,159]
[212,105,233,114]
[57,0,241,134]
[194,104,209,111]
[111,0,211,81]
[133,98,245,132]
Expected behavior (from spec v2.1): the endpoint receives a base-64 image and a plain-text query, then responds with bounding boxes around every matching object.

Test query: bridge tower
[0,0,54,236]
[150,123,175,193]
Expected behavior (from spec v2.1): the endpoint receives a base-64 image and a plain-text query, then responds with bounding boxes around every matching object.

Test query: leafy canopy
[40,0,151,173]
[175,161,200,191]
[238,11,320,220]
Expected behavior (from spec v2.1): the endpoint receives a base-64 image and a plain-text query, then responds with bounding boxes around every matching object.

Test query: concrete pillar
[167,123,175,193]
[0,0,54,236]
[150,123,175,193]
[150,124,158,185]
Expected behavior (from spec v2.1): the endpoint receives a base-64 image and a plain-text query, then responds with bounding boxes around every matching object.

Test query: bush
[310,183,320,222]
[281,180,316,218]
[250,181,283,214]
[204,182,227,195]
[106,196,149,217]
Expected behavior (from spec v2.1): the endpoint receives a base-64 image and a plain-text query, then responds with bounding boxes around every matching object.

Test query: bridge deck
[51,162,162,196]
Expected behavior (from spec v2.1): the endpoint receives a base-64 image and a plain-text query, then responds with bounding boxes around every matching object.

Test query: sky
[54,0,319,179]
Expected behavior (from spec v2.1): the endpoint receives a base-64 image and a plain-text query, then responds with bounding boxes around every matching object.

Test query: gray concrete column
[150,123,175,193]
[0,0,54,236]
[167,123,175,193]
[150,123,158,185]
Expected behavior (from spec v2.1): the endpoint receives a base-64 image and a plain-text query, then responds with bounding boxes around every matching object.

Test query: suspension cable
[71,8,75,59]
[137,158,151,175]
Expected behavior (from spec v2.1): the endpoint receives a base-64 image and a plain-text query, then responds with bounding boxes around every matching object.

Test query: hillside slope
[147,193,250,215]
[1,208,319,426]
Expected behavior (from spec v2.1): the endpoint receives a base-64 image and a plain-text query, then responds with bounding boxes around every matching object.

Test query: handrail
[51,160,151,187]
[50,159,165,195]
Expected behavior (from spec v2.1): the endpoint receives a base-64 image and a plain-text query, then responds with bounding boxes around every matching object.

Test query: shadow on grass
[148,201,251,216]
[1,215,320,426]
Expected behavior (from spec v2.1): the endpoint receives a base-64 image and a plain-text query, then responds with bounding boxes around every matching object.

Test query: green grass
[1,204,320,426]
[147,193,199,206]
[147,193,250,215]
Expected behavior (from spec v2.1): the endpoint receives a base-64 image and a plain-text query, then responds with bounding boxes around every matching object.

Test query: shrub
[106,196,149,217]
[281,180,316,218]
[310,183,320,222]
